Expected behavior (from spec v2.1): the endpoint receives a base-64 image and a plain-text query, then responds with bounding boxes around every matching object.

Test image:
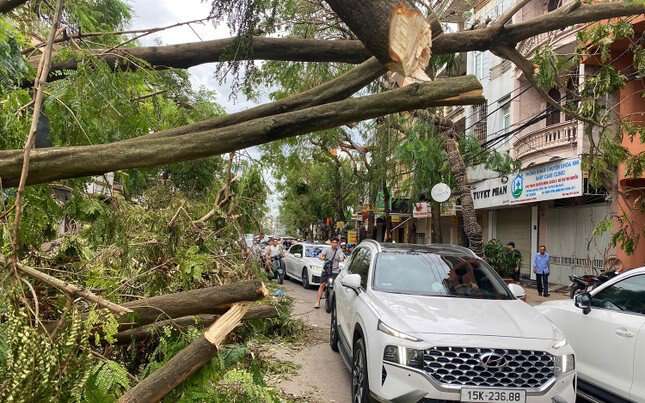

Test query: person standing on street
[506,242,522,282]
[533,245,550,297]
[264,237,284,279]
[315,238,345,309]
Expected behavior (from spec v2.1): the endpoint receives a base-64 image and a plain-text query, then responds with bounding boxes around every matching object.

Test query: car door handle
[615,328,635,338]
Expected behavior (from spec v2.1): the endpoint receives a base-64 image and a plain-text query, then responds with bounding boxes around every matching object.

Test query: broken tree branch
[324,0,433,80]
[41,3,645,75]
[114,304,277,343]
[118,304,249,403]
[11,0,63,272]
[0,255,133,315]
[120,280,268,327]
[0,75,484,186]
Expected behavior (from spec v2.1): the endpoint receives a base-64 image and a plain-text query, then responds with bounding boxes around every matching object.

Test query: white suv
[536,267,645,403]
[330,241,576,403]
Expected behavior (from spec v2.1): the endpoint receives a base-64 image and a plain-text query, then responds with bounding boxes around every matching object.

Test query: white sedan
[284,243,329,288]
[536,267,645,403]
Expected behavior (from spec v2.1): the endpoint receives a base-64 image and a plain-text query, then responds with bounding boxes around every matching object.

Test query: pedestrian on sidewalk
[506,241,522,282]
[533,245,550,297]
[315,238,345,308]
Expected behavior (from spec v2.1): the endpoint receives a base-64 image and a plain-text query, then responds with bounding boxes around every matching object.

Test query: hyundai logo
[480,352,507,368]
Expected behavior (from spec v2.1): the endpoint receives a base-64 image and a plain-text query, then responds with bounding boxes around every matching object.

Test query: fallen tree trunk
[118,304,249,403]
[115,304,277,343]
[324,0,432,79]
[42,3,645,74]
[121,280,268,327]
[0,75,484,186]
[129,57,386,142]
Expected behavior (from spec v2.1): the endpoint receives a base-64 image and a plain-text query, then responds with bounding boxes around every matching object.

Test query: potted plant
[483,240,520,282]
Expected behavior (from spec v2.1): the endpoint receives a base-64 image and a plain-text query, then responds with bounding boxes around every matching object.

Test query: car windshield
[373,252,513,300]
[305,246,328,258]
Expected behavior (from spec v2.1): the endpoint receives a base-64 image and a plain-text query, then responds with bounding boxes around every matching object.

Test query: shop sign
[347,230,358,244]
[440,197,457,216]
[509,158,582,205]
[413,202,430,218]
[471,177,510,209]
[471,158,582,209]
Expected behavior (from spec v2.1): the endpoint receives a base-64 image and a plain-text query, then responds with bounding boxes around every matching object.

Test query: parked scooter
[324,269,340,313]
[568,270,619,298]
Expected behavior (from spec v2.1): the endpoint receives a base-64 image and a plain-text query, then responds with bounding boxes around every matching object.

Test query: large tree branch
[43,2,645,74]
[46,37,372,74]
[0,75,484,186]
[130,57,386,142]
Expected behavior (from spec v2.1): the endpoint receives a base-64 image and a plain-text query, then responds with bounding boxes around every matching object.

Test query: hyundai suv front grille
[423,346,555,389]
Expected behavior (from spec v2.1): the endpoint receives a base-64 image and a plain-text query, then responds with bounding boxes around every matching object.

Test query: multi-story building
[462,0,644,284]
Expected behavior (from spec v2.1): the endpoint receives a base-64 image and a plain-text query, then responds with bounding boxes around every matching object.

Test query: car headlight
[309,265,323,274]
[551,325,567,349]
[377,320,423,342]
[382,345,425,369]
[556,354,575,374]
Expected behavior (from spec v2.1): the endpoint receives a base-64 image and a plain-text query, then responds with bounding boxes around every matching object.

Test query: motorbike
[324,269,340,313]
[271,256,286,284]
[568,270,619,298]
[568,274,596,298]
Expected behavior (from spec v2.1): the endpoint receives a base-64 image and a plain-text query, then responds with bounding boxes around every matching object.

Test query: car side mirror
[293,252,302,258]
[341,273,362,292]
[508,284,527,301]
[575,292,592,315]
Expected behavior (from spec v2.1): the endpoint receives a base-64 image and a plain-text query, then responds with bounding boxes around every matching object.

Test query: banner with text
[471,158,583,209]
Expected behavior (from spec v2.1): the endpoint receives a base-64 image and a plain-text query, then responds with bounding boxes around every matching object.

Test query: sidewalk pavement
[523,284,568,306]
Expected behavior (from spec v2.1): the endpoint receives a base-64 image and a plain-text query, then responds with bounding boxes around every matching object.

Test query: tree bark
[431,201,443,243]
[118,304,249,403]
[130,57,386,143]
[42,3,645,74]
[0,0,27,13]
[443,133,482,256]
[47,37,372,75]
[114,304,277,343]
[0,75,484,186]
[120,280,267,328]
[324,0,432,80]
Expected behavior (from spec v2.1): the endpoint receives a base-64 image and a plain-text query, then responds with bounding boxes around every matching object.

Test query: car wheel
[329,300,339,352]
[352,338,370,403]
[302,268,310,289]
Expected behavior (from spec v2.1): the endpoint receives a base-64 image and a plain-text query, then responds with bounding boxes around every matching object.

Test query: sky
[128,0,281,220]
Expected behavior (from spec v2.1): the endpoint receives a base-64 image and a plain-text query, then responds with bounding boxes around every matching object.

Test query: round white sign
[431,182,451,203]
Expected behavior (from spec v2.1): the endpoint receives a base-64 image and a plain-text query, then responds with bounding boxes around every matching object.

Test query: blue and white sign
[471,158,583,209]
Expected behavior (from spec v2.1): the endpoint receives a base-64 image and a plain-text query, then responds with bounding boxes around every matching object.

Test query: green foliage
[0,302,100,403]
[483,240,521,278]
[82,360,131,403]
[0,18,30,92]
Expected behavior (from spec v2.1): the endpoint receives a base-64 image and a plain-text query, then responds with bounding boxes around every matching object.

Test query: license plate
[460,388,526,403]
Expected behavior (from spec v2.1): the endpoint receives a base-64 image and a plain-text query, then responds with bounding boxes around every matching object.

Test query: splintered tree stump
[325,0,433,81]
[121,280,267,327]
[118,304,249,403]
[115,304,278,343]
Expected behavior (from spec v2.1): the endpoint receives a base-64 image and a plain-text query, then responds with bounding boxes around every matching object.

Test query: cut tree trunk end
[118,304,249,403]
[120,280,267,327]
[325,0,432,81]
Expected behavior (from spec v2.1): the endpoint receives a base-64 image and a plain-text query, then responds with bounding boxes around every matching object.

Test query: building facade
[461,0,644,284]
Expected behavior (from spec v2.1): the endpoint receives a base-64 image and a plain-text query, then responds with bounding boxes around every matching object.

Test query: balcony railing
[513,120,577,160]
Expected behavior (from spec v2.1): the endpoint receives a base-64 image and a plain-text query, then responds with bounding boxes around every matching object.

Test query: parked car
[284,242,333,288]
[536,267,645,403]
[330,240,576,403]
